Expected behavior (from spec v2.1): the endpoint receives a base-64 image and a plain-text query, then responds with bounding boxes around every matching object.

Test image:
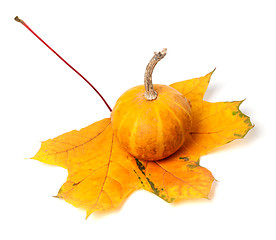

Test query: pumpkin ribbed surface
[111,84,192,161]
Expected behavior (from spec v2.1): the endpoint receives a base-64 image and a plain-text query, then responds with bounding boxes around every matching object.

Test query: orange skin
[111,84,192,161]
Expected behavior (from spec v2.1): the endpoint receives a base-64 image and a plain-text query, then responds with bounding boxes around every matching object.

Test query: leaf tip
[208,67,216,77]
[211,67,216,74]
[238,98,247,106]
[204,67,216,84]
[85,210,94,219]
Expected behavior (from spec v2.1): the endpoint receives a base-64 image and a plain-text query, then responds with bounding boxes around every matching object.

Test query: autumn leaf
[31,70,253,217]
[33,118,140,217]
[16,17,252,217]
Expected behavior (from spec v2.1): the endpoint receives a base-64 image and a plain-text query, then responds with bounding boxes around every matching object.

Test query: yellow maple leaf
[15,17,253,218]
[32,70,253,217]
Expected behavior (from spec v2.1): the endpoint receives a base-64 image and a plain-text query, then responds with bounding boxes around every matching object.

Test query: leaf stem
[14,16,112,112]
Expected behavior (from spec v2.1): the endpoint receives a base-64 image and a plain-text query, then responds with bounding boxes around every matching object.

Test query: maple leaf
[32,70,253,217]
[15,17,252,217]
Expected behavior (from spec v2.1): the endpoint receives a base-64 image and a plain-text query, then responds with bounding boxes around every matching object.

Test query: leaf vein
[192,101,240,126]
[39,122,111,157]
[154,162,206,197]
[94,134,115,207]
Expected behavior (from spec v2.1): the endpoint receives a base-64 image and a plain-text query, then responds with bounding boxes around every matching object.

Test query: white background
[1,0,275,239]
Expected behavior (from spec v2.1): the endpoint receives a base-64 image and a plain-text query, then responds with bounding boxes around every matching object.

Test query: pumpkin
[111,49,192,161]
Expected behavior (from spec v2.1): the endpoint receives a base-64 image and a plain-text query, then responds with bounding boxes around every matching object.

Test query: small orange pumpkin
[111,49,192,161]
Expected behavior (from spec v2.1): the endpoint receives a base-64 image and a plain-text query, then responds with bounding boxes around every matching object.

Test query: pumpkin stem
[144,48,167,100]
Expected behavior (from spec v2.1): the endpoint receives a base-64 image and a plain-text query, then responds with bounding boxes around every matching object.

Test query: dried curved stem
[144,48,167,100]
